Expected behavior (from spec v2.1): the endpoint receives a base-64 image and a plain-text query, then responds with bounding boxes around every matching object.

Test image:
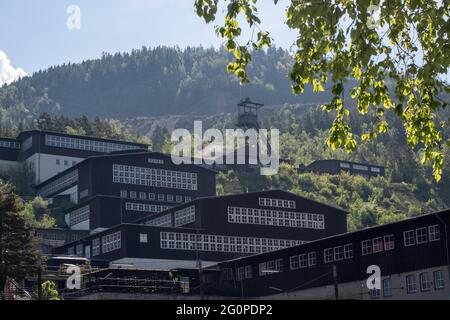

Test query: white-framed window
[148,158,164,165]
[167,194,174,202]
[125,202,169,214]
[174,206,196,227]
[149,193,155,200]
[227,206,324,230]
[403,230,416,247]
[299,254,308,268]
[344,243,353,259]
[370,167,381,173]
[383,278,392,297]
[130,191,137,199]
[185,196,192,202]
[68,205,90,227]
[308,251,317,266]
[244,265,252,279]
[370,288,381,299]
[373,237,384,253]
[406,275,417,294]
[160,231,303,255]
[429,225,440,242]
[324,248,333,263]
[290,255,299,270]
[92,238,100,256]
[112,164,198,191]
[259,259,283,277]
[102,231,121,253]
[416,227,428,244]
[334,246,344,261]
[176,195,183,203]
[145,214,172,227]
[38,169,78,197]
[139,192,147,200]
[361,240,372,255]
[384,234,395,251]
[158,193,165,201]
[140,233,148,243]
[45,134,140,153]
[420,272,432,291]
[434,271,445,289]
[258,197,296,209]
[120,190,127,198]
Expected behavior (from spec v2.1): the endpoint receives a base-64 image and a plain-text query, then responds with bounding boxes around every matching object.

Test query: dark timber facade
[208,209,450,299]
[53,190,348,269]
[300,159,385,178]
[37,151,217,231]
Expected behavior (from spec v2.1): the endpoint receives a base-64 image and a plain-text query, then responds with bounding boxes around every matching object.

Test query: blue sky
[0,0,296,76]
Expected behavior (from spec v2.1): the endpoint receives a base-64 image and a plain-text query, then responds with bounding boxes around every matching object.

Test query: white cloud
[0,50,27,86]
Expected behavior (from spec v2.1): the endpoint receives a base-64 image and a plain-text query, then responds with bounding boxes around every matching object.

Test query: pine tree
[0,182,40,299]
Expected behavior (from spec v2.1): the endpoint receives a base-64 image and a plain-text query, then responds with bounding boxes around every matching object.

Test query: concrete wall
[255,265,450,300]
[26,153,83,185]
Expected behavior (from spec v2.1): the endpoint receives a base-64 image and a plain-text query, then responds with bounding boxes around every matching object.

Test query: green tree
[32,280,62,300]
[194,0,450,180]
[0,183,40,299]
[21,197,56,229]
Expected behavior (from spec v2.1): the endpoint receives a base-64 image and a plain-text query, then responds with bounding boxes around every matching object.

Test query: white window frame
[361,240,372,255]
[384,234,395,251]
[429,225,440,242]
[383,278,392,297]
[420,272,432,291]
[406,275,417,294]
[416,227,428,244]
[434,270,445,289]
[403,230,416,247]
[140,233,148,243]
[372,237,384,253]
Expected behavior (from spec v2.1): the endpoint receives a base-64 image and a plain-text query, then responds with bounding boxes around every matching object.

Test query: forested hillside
[0,46,335,127]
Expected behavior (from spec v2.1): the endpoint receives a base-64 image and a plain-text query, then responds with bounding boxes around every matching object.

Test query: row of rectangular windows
[120,190,190,203]
[125,202,170,214]
[339,162,381,173]
[101,231,121,254]
[174,206,196,227]
[68,205,90,226]
[361,235,395,256]
[224,228,443,281]
[160,231,304,254]
[145,214,172,227]
[258,197,296,209]
[404,225,440,247]
[45,134,139,153]
[228,206,325,230]
[290,251,317,269]
[39,169,78,197]
[113,164,197,190]
[371,271,446,298]
[324,244,354,263]
[0,139,21,149]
